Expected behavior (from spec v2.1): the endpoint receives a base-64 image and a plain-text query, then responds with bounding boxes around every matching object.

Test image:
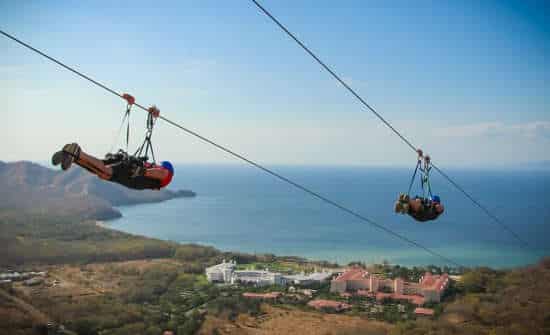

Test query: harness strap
[407,160,421,196]
[125,104,131,152]
[134,106,160,164]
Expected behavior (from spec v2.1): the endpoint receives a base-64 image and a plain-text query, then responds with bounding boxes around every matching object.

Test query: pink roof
[376,292,425,306]
[308,299,352,311]
[421,273,449,292]
[414,307,435,316]
[333,268,368,282]
[242,292,281,299]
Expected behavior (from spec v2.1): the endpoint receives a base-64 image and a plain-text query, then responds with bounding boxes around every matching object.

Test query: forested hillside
[390,258,550,335]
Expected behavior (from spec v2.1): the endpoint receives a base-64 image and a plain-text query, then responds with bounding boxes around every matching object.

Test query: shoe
[62,143,81,158]
[51,151,63,166]
[394,201,403,214]
[61,143,81,171]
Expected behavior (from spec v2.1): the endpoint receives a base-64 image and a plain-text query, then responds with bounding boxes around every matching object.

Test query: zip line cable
[0,29,463,268]
[249,0,532,251]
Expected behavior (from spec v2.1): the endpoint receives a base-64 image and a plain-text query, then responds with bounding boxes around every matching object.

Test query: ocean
[108,164,550,268]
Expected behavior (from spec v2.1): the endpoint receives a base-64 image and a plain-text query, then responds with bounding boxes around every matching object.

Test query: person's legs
[409,198,423,212]
[53,143,113,180]
[76,151,113,180]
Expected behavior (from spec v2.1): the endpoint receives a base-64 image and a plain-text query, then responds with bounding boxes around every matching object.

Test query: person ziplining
[51,94,174,190]
[394,149,444,222]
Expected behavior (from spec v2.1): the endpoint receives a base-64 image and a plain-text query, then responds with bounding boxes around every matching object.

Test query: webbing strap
[407,160,420,196]
[419,162,433,199]
[134,111,157,163]
[125,104,131,152]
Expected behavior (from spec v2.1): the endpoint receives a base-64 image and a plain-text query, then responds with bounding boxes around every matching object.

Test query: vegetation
[391,258,550,335]
[0,214,178,267]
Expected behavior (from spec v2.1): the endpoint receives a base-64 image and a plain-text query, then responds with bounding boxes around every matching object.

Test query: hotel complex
[330,267,449,304]
[207,261,449,308]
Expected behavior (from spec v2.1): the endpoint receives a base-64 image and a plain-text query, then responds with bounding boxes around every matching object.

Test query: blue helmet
[432,195,441,203]
[161,161,174,174]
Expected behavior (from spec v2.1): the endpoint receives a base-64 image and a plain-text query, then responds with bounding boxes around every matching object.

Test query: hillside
[0,161,195,220]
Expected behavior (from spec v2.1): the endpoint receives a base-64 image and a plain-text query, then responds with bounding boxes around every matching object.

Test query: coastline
[97,188,197,221]
[107,201,541,269]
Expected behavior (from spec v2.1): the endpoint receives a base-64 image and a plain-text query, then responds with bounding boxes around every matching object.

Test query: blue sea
[109,165,550,268]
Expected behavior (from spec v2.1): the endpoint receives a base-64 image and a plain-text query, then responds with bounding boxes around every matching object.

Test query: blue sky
[2,0,549,166]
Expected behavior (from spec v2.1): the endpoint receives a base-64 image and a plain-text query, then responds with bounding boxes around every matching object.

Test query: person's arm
[143,167,169,181]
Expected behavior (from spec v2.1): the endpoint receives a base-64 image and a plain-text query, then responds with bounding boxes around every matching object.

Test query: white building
[205,261,328,287]
[283,272,333,286]
[205,260,236,283]
[231,270,285,286]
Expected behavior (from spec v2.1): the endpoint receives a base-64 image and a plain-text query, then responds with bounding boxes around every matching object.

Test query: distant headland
[0,160,196,221]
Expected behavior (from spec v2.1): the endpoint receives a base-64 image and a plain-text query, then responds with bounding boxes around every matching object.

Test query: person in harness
[394,150,444,222]
[51,95,174,190]
[52,144,173,190]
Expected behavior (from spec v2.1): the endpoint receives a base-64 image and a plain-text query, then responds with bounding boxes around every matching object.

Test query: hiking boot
[394,201,403,213]
[398,193,410,202]
[51,151,63,166]
[62,143,81,158]
[402,203,410,214]
[61,143,81,170]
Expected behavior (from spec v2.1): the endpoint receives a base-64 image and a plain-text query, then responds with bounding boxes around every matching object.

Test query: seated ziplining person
[51,143,174,190]
[394,151,444,222]
[394,194,444,222]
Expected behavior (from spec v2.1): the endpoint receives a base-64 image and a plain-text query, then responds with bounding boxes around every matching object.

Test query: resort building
[205,260,236,283]
[329,267,370,292]
[330,268,450,305]
[232,270,285,286]
[283,272,333,286]
[418,272,449,303]
[205,260,286,286]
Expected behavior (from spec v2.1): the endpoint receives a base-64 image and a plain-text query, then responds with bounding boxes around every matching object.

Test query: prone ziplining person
[52,143,173,190]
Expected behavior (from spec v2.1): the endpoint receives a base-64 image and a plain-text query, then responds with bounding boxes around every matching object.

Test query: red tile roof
[414,307,435,316]
[308,299,352,311]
